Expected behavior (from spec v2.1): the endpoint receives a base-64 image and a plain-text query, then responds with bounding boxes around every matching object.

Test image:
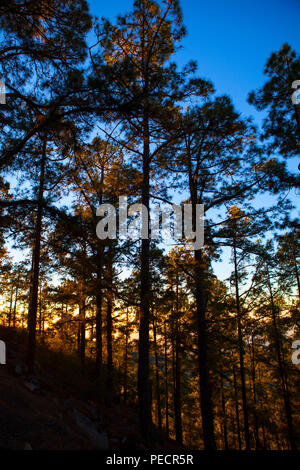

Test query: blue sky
[88,0,300,122]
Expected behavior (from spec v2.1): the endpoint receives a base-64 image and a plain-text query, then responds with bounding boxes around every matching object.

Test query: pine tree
[248,44,300,157]
[92,0,204,439]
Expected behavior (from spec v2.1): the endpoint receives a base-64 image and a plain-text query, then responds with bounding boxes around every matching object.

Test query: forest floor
[0,326,182,451]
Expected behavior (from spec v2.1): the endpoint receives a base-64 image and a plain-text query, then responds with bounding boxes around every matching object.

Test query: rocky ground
[0,327,183,451]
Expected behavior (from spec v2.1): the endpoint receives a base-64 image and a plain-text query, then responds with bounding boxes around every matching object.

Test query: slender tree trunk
[79,301,86,371]
[106,247,114,398]
[90,306,94,340]
[194,248,216,450]
[171,308,177,438]
[77,325,81,356]
[27,136,47,372]
[233,363,242,450]
[95,171,104,377]
[123,307,129,403]
[220,375,229,450]
[8,286,13,327]
[152,315,162,430]
[174,277,182,444]
[291,242,300,298]
[138,94,152,439]
[12,285,18,328]
[96,253,103,377]
[250,335,261,449]
[38,282,42,335]
[174,336,182,444]
[257,361,268,449]
[267,267,296,450]
[233,241,250,450]
[164,320,169,437]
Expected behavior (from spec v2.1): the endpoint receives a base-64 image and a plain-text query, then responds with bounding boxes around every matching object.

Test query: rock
[24,442,32,450]
[14,363,25,376]
[73,408,109,449]
[23,377,40,393]
[63,398,101,422]
[14,364,22,376]
[121,435,137,450]
[109,438,120,448]
[79,401,99,421]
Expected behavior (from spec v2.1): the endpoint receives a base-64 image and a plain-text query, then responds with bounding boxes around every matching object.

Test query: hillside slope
[0,327,182,451]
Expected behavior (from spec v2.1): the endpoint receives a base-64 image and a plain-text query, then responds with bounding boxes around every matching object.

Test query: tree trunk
[188,164,216,450]
[291,241,300,298]
[12,285,18,328]
[79,301,86,371]
[164,320,169,437]
[250,335,261,449]
[194,248,216,450]
[174,276,182,444]
[267,267,296,450]
[8,285,13,327]
[233,241,250,450]
[220,374,229,450]
[123,307,129,403]
[138,100,152,439]
[171,309,177,439]
[96,253,103,377]
[27,136,47,372]
[106,247,114,398]
[233,363,242,450]
[38,282,42,335]
[152,315,162,430]
[174,332,183,444]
